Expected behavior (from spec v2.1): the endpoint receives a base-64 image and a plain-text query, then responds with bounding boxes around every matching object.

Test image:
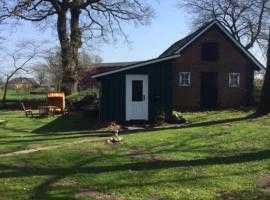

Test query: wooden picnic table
[38,106,56,117]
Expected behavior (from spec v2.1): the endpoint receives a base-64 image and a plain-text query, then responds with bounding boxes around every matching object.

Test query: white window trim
[229,73,240,88]
[179,72,191,87]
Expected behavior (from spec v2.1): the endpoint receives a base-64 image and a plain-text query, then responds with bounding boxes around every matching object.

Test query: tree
[179,0,270,50]
[0,43,38,106]
[32,64,49,86]
[43,47,102,91]
[257,29,270,115]
[78,49,102,74]
[44,48,63,92]
[0,0,154,95]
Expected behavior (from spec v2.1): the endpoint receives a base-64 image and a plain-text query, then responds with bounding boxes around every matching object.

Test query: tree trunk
[69,3,82,94]
[256,30,270,115]
[57,10,78,96]
[2,78,9,107]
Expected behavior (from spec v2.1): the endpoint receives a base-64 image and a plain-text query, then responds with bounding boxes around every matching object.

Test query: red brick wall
[172,26,252,110]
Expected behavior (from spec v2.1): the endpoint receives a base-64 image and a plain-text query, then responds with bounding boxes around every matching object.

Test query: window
[229,73,240,88]
[132,80,143,101]
[179,72,191,87]
[201,43,219,61]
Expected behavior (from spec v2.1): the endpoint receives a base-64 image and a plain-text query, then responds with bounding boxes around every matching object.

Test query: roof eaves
[92,54,181,78]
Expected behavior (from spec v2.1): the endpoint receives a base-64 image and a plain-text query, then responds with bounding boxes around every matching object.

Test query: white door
[126,75,148,121]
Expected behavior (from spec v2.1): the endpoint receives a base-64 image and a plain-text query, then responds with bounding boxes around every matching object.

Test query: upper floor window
[201,43,219,61]
[179,72,191,87]
[229,73,240,88]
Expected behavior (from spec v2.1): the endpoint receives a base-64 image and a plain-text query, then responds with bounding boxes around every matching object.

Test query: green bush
[252,79,263,106]
[66,90,98,111]
[30,87,51,95]
[0,98,47,110]
[171,111,187,123]
[154,110,165,125]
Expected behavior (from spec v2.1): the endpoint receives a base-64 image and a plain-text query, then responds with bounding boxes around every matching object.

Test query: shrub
[0,98,47,110]
[252,79,263,106]
[154,110,165,125]
[30,87,51,95]
[171,111,187,123]
[66,90,98,111]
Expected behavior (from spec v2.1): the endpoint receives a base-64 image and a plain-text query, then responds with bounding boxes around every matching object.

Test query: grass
[0,90,46,101]
[0,110,270,199]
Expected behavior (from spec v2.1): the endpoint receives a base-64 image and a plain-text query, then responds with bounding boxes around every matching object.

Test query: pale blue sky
[0,0,191,64]
[0,0,266,69]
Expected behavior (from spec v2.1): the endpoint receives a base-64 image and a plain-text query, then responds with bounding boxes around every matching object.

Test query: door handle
[143,95,145,101]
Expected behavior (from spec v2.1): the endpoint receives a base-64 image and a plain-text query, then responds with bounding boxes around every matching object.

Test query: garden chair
[21,102,33,117]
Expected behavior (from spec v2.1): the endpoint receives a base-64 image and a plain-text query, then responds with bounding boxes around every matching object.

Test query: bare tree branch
[179,0,270,50]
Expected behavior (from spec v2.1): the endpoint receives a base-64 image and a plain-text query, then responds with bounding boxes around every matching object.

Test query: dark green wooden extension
[96,60,173,123]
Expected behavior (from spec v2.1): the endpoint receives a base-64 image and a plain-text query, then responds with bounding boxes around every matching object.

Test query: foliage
[154,109,165,125]
[1,110,270,199]
[0,0,154,95]
[0,90,46,109]
[30,87,51,95]
[253,79,264,106]
[171,111,187,123]
[180,0,270,50]
[66,90,98,111]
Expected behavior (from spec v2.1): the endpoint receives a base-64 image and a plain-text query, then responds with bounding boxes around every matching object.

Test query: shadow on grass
[0,148,270,199]
[33,112,108,134]
[1,148,270,179]
[121,114,256,135]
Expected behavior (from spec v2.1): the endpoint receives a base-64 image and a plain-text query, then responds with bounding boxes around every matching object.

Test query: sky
[0,0,266,75]
[0,1,190,66]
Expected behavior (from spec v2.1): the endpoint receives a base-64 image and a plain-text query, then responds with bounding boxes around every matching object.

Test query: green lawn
[0,90,46,101]
[0,110,270,200]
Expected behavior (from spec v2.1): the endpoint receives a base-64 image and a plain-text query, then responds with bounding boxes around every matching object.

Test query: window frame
[179,72,191,87]
[229,73,240,88]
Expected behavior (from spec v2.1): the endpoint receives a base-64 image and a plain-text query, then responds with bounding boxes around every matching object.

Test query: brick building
[92,20,265,123]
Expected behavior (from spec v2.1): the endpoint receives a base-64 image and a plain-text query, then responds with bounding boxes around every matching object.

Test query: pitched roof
[159,22,213,58]
[92,20,265,78]
[86,62,141,78]
[92,54,181,78]
[160,20,265,71]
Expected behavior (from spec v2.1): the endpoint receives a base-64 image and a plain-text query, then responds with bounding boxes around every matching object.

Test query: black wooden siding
[97,60,173,123]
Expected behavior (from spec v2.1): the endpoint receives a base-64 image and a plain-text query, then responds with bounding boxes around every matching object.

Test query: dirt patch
[75,189,123,200]
[149,196,167,200]
[259,188,270,196]
[200,133,214,140]
[52,179,77,187]
[239,142,255,150]
[15,162,32,168]
[218,191,236,200]
[120,148,148,156]
[158,143,175,150]
[79,150,98,156]
[257,177,270,188]
[151,155,171,161]
[222,124,232,129]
